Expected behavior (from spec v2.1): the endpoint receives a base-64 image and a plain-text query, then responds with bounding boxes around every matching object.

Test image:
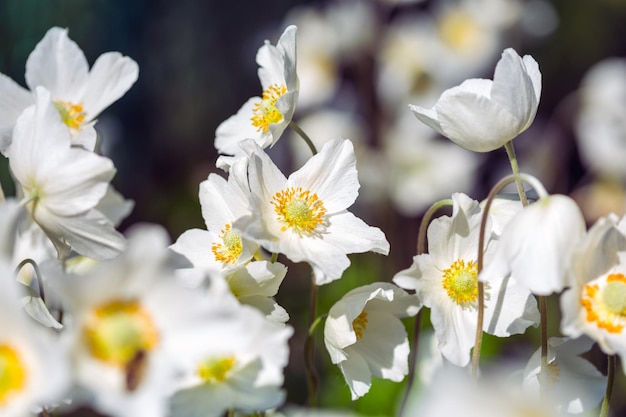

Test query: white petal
[0,73,33,153]
[214,97,269,155]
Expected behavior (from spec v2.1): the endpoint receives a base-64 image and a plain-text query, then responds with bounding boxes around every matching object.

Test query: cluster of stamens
[442,259,479,308]
[251,84,287,133]
[211,223,243,265]
[581,273,626,334]
[271,187,327,236]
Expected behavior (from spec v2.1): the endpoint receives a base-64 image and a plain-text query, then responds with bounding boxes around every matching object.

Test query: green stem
[290,121,318,156]
[15,258,46,302]
[305,272,320,407]
[270,252,278,263]
[504,141,528,206]
[398,199,452,417]
[599,355,616,417]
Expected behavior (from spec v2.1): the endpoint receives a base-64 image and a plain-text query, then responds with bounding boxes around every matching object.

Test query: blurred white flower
[393,193,538,366]
[575,58,626,180]
[410,48,541,152]
[0,26,138,152]
[215,26,299,157]
[7,87,124,260]
[481,194,586,295]
[235,138,389,285]
[523,336,606,414]
[324,282,420,399]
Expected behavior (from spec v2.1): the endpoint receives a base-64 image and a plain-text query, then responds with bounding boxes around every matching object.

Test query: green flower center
[197,356,236,383]
[442,259,478,307]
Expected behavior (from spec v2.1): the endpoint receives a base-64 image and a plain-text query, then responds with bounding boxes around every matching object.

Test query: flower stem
[399,198,452,417]
[305,272,320,407]
[15,258,46,302]
[504,141,528,206]
[599,355,616,417]
[290,121,318,155]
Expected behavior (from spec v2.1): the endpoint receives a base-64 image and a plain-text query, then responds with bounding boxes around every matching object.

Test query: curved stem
[305,272,320,407]
[599,355,616,417]
[504,141,528,206]
[15,258,46,302]
[399,198,452,417]
[290,121,318,156]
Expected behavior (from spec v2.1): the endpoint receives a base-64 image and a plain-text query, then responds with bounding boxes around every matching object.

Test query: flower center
[352,311,369,340]
[251,84,287,133]
[582,273,626,333]
[197,356,236,383]
[442,259,479,308]
[438,10,484,53]
[83,299,159,368]
[0,344,26,405]
[53,100,86,129]
[211,223,243,265]
[271,187,327,236]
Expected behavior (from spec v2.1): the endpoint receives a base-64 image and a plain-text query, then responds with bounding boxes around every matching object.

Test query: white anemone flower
[561,215,626,369]
[169,305,293,417]
[480,194,586,295]
[324,282,421,400]
[523,336,606,414]
[393,193,539,366]
[214,25,299,157]
[0,262,70,417]
[235,138,390,285]
[410,47,541,152]
[7,87,125,260]
[0,26,138,152]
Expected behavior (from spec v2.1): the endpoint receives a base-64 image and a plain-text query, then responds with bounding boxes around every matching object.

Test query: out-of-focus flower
[235,138,389,285]
[7,87,124,260]
[523,336,606,414]
[561,215,626,371]
[215,26,299,157]
[410,48,541,152]
[324,282,420,399]
[0,26,138,152]
[480,194,586,295]
[0,261,70,417]
[169,304,293,417]
[575,58,626,180]
[393,193,538,366]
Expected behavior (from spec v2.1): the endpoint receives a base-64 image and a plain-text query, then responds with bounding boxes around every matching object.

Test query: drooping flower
[324,282,421,400]
[0,26,138,152]
[480,194,586,295]
[523,336,606,414]
[409,47,541,152]
[235,138,390,285]
[6,87,125,260]
[393,193,538,366]
[214,25,299,158]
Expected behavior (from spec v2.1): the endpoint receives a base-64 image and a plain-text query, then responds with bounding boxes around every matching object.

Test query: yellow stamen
[197,356,236,383]
[211,223,243,265]
[271,186,327,236]
[352,311,368,340]
[54,100,86,129]
[251,84,287,133]
[83,299,159,367]
[0,344,26,405]
[581,273,626,333]
[442,259,479,308]
[438,10,484,53]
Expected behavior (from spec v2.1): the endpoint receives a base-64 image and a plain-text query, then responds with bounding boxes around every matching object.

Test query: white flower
[235,138,390,285]
[7,87,125,260]
[480,194,586,295]
[215,25,298,157]
[561,215,626,369]
[523,336,606,414]
[53,225,211,417]
[324,282,420,400]
[393,193,538,366]
[0,262,70,417]
[0,26,138,152]
[410,47,541,152]
[168,304,293,417]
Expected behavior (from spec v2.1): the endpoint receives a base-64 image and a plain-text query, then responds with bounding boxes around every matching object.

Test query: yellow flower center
[197,356,236,383]
[211,223,243,265]
[352,311,369,341]
[438,10,485,53]
[83,299,159,368]
[271,187,327,236]
[582,273,626,333]
[53,100,86,129]
[251,84,287,133]
[0,344,26,405]
[442,259,479,308]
